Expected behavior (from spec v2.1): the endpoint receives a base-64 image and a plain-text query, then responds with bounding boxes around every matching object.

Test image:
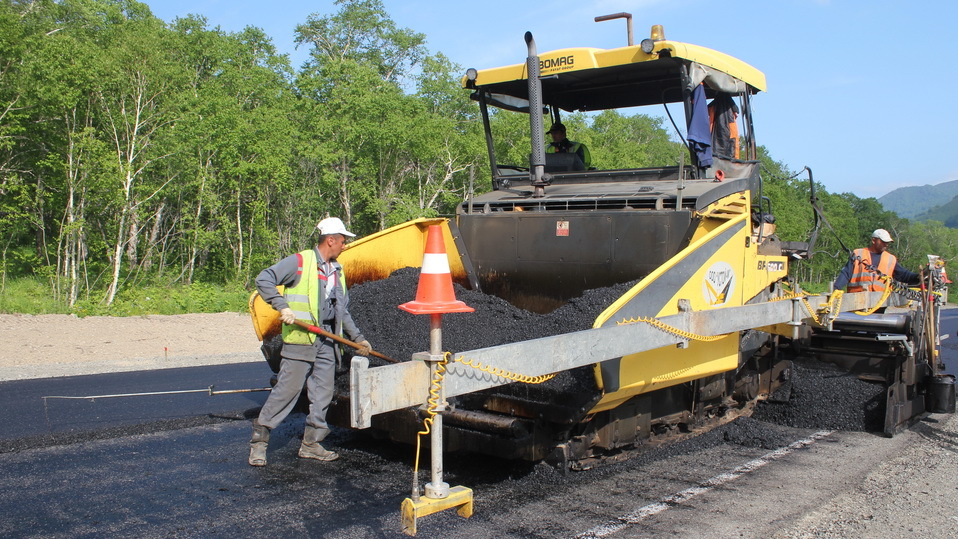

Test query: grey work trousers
[257,339,336,439]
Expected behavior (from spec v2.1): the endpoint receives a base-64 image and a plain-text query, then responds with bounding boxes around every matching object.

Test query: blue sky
[147,0,958,198]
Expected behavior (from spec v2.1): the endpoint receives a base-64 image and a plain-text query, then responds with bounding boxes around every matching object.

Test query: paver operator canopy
[462,24,766,179]
[452,23,775,306]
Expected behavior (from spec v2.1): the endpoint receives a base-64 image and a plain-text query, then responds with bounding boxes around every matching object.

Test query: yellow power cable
[616,316,728,342]
[453,355,559,384]
[771,282,898,325]
[412,354,449,482]
[770,289,829,326]
[853,276,893,315]
[411,352,558,483]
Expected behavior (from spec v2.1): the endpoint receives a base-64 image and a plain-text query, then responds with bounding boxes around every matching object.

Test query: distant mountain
[916,194,958,228]
[879,179,958,219]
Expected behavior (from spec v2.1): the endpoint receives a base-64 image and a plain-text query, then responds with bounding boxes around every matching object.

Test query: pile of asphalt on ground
[342,267,637,402]
[347,267,635,362]
[322,267,885,434]
[752,358,886,432]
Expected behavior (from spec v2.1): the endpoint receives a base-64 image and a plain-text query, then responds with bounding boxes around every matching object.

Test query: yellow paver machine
[252,14,952,533]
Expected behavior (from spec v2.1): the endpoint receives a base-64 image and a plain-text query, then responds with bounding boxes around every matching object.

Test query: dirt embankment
[0,312,262,381]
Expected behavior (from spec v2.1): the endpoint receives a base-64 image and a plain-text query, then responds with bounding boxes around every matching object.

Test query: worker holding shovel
[248,217,373,466]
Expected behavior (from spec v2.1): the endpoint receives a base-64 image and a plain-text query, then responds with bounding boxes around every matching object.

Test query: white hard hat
[872,228,893,242]
[316,217,355,237]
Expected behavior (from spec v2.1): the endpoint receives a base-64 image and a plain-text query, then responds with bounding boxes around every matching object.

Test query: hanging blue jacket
[687,84,712,168]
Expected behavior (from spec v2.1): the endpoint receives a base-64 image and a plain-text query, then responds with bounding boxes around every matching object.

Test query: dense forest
[2,0,956,313]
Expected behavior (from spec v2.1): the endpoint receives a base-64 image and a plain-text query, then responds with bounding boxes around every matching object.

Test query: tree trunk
[104,204,128,306]
[337,157,351,226]
[186,172,207,285]
[234,189,243,277]
[141,200,165,272]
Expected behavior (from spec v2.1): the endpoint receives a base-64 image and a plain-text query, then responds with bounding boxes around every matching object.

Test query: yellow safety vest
[281,249,347,345]
[546,140,591,168]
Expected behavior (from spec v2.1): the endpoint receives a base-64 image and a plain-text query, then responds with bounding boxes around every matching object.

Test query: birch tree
[96,14,180,304]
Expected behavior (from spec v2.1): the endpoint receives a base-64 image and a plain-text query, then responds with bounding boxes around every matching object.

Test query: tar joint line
[576,430,835,538]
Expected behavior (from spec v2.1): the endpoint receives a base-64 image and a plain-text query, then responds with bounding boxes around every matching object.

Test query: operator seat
[542,152,585,172]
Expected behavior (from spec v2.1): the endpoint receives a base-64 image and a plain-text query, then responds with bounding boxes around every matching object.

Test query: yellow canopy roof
[463,39,766,112]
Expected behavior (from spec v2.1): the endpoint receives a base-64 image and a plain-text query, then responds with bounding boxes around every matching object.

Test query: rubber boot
[298,426,339,461]
[248,420,270,467]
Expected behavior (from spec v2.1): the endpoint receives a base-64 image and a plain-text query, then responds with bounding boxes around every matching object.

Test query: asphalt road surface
[1,311,957,538]
[0,363,270,446]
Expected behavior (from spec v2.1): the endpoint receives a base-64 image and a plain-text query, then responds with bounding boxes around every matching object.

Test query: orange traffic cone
[399,225,474,315]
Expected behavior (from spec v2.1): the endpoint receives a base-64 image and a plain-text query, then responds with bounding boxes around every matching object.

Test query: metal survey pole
[424,313,449,499]
[399,223,475,534]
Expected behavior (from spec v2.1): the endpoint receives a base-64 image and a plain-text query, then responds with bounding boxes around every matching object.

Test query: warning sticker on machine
[556,220,570,237]
[703,261,736,306]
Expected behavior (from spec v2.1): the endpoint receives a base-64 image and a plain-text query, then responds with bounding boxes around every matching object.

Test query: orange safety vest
[848,248,896,292]
[708,105,740,159]
[729,120,740,159]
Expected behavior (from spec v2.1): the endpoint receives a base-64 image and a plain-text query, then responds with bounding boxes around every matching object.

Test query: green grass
[797,281,830,295]
[0,277,250,316]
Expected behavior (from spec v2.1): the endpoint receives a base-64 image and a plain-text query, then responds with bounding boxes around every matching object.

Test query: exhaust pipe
[525,31,548,197]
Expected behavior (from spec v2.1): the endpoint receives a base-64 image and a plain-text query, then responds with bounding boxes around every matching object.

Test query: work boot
[298,425,339,461]
[248,419,270,467]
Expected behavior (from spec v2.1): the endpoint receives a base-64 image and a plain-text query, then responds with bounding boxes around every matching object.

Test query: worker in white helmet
[248,217,372,467]
[833,228,921,295]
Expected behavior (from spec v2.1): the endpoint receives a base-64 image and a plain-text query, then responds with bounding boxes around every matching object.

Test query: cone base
[399,300,475,315]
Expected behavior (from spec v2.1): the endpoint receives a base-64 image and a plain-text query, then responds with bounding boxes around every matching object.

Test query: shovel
[291,320,399,364]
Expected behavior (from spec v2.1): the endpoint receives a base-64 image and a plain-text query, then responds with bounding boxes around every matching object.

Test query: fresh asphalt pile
[347,267,635,365]
[345,267,886,435]
[752,360,885,432]
[346,267,636,401]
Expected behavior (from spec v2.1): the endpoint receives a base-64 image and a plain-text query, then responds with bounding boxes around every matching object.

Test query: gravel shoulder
[0,312,263,381]
[771,413,958,538]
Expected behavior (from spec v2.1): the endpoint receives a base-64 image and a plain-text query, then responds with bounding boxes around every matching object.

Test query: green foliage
[295,0,426,85]
[488,110,533,168]
[1,0,955,316]
[0,276,248,316]
[914,194,958,227]
[589,110,685,169]
[73,280,249,316]
[0,277,63,313]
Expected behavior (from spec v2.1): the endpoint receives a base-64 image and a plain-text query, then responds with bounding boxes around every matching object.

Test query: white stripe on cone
[420,252,451,274]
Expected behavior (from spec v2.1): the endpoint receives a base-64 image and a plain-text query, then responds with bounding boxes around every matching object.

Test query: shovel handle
[291,320,399,364]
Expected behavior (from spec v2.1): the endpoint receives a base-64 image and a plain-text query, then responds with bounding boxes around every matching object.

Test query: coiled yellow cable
[413,353,449,479]
[853,276,893,315]
[615,316,728,342]
[453,355,559,384]
[773,281,891,324]
[770,289,834,326]
[412,352,557,480]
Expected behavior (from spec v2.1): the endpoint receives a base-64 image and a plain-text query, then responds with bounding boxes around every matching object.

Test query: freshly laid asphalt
[0,363,271,451]
[0,307,953,537]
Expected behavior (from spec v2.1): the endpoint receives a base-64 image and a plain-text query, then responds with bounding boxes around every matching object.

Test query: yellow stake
[401,486,474,536]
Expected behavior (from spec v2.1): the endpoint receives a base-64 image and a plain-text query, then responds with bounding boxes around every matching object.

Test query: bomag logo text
[540,56,574,70]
